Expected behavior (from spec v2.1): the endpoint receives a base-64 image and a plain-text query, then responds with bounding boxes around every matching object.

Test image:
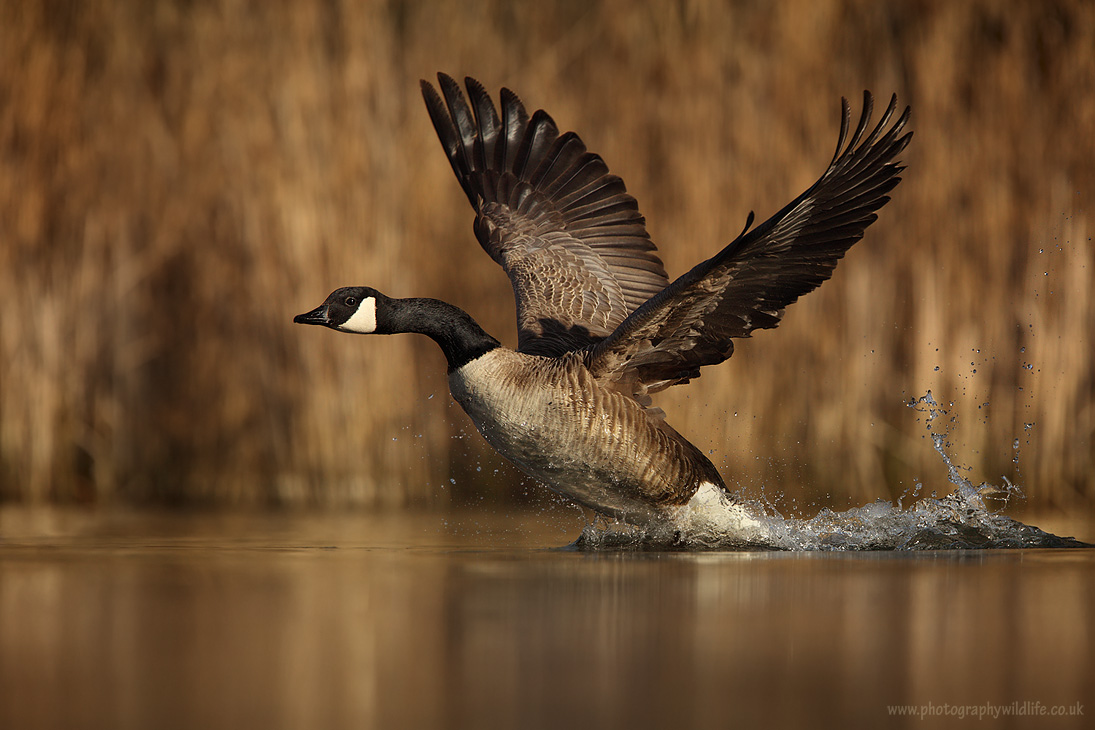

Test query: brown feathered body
[449,348,722,523]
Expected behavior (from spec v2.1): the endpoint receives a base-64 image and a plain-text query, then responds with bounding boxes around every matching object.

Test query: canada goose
[295,74,911,535]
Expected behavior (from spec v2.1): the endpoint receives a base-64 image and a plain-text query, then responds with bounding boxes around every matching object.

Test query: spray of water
[572,391,1089,551]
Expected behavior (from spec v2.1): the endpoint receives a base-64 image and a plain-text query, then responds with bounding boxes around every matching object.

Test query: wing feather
[421,74,670,355]
[587,92,912,400]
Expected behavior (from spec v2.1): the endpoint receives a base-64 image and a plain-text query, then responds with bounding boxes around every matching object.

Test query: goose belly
[448,349,707,524]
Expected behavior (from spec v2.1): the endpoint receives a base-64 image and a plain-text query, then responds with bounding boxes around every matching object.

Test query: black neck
[380,297,501,371]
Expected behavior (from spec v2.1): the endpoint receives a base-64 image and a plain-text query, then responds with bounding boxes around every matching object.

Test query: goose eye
[344,296,357,307]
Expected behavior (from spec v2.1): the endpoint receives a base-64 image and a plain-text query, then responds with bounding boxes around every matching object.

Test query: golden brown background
[1,0,1092,513]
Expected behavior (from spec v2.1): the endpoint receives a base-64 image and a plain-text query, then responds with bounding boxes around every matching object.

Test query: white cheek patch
[339,297,378,333]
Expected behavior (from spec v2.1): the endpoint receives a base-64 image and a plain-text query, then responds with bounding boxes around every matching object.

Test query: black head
[293,286,388,333]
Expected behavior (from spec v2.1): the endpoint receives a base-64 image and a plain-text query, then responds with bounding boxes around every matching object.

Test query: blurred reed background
[0,0,1092,513]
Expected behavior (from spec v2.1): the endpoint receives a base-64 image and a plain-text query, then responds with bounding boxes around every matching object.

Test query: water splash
[572,392,1089,551]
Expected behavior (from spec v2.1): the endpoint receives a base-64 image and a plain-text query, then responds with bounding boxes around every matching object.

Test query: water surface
[1,507,1092,729]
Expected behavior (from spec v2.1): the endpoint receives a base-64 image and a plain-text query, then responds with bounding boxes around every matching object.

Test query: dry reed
[1,0,1092,512]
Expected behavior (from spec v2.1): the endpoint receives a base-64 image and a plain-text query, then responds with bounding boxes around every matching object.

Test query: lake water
[1,505,1092,730]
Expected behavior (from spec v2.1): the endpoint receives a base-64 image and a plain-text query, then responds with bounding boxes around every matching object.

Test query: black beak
[293,304,330,326]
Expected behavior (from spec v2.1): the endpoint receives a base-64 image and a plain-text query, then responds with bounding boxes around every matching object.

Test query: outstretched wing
[421,74,670,356]
[587,92,912,399]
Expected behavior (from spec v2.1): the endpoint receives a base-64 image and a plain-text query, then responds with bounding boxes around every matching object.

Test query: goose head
[294,286,388,334]
[295,286,500,370]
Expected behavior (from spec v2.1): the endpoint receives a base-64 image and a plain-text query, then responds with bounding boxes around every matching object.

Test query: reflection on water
[1,507,1092,730]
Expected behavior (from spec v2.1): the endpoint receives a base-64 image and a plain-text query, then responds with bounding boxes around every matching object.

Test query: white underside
[669,481,770,543]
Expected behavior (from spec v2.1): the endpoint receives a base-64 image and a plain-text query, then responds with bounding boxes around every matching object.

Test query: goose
[295,74,911,537]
